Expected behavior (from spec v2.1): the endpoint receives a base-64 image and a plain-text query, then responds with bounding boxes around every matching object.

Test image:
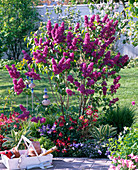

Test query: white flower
[128,31,132,36]
[133,2,138,8]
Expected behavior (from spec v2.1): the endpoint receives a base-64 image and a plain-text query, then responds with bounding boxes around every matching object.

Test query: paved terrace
[0,157,111,169]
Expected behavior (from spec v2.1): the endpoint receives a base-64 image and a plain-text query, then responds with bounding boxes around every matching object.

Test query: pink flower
[86,109,93,115]
[132,101,135,106]
[40,117,46,123]
[108,165,116,170]
[79,115,84,120]
[14,125,17,128]
[59,132,63,137]
[69,126,74,130]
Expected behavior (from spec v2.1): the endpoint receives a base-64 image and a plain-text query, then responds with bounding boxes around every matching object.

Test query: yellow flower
[84,119,88,123]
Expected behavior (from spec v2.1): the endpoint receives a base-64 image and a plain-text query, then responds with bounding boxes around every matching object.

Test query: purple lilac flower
[31,117,39,123]
[84,33,90,44]
[67,75,74,83]
[87,79,95,86]
[5,64,20,79]
[75,23,79,31]
[66,89,73,96]
[40,117,46,123]
[90,15,95,23]
[102,14,108,23]
[102,86,107,96]
[22,50,32,64]
[25,68,41,80]
[18,105,30,120]
[74,81,80,87]
[84,15,88,27]
[13,78,26,95]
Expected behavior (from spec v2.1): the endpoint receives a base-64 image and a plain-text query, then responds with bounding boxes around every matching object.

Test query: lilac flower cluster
[67,73,95,96]
[66,89,75,96]
[25,68,41,80]
[52,22,66,44]
[99,17,117,40]
[117,55,129,68]
[110,76,121,94]
[77,84,95,96]
[31,117,46,124]
[80,62,94,78]
[75,23,80,32]
[109,98,119,106]
[5,64,20,79]
[101,52,129,69]
[83,33,97,54]
[84,15,96,30]
[18,104,29,120]
[101,81,108,96]
[32,47,48,63]
[52,57,72,74]
[13,78,26,95]
[22,50,32,64]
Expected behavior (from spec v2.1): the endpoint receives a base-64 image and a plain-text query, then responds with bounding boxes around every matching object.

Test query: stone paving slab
[0,157,111,170]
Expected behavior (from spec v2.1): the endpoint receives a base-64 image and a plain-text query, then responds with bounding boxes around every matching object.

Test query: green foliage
[0,59,19,69]
[89,124,117,141]
[0,0,40,60]
[2,128,33,149]
[127,0,138,17]
[107,127,138,159]
[100,105,136,134]
[126,57,138,68]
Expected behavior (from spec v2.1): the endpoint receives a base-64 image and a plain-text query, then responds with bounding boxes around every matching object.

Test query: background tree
[0,0,41,60]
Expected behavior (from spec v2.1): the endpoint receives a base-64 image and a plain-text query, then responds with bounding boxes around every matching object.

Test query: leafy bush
[107,127,138,159]
[107,127,138,169]
[0,0,40,60]
[100,105,136,134]
[127,57,138,68]
[2,128,33,149]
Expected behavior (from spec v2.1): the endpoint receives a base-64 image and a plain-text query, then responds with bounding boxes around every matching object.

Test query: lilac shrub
[6,14,129,116]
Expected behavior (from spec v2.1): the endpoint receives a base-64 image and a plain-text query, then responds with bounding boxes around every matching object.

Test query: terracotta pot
[28,141,41,157]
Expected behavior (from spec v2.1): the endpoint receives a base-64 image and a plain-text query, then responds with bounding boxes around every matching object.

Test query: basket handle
[16,135,39,157]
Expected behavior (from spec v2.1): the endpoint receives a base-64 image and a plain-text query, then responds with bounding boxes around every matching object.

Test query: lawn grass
[0,67,138,118]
